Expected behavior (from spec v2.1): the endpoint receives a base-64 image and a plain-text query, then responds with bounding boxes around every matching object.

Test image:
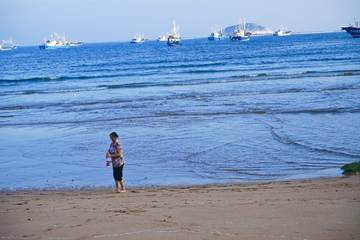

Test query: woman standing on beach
[106,132,125,193]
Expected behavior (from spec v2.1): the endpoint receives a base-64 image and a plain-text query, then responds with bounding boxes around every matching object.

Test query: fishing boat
[229,19,251,41]
[273,26,292,36]
[39,32,71,50]
[341,18,360,38]
[157,35,167,41]
[1,38,19,51]
[130,34,146,44]
[70,41,84,46]
[208,25,227,40]
[167,21,181,46]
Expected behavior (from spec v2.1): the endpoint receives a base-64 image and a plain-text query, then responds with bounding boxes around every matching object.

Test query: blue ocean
[1,32,359,191]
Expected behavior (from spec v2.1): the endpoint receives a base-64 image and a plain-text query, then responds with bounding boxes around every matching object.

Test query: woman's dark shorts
[113,164,124,181]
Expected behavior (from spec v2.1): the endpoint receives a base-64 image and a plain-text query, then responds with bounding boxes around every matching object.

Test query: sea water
[0,32,359,191]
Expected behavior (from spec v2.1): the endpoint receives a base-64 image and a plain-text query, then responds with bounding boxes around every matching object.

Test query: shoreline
[1,175,359,239]
[0,167,344,193]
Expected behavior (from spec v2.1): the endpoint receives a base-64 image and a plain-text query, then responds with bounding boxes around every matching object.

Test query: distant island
[224,23,273,36]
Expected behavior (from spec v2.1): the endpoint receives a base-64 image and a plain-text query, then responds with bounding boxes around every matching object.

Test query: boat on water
[39,32,71,50]
[342,18,360,38]
[208,25,227,40]
[157,35,167,41]
[229,18,251,41]
[273,26,292,36]
[39,39,70,49]
[167,21,181,46]
[0,38,19,51]
[70,41,84,46]
[130,34,147,44]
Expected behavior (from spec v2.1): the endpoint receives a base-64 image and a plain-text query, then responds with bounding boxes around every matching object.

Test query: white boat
[157,35,167,41]
[273,26,292,36]
[0,38,19,51]
[167,21,181,46]
[70,41,84,46]
[130,34,146,44]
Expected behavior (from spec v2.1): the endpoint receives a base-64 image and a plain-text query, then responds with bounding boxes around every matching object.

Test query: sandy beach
[1,175,359,240]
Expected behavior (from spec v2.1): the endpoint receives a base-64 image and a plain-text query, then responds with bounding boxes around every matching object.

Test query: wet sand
[1,175,359,240]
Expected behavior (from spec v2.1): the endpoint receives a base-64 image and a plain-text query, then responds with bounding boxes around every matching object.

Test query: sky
[0,0,359,46]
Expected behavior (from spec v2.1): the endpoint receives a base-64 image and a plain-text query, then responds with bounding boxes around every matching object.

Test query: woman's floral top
[109,140,124,167]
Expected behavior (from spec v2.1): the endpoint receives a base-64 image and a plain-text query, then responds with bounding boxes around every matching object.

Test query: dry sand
[1,175,359,240]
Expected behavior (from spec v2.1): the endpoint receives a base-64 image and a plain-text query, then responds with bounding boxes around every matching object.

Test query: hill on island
[224,23,273,36]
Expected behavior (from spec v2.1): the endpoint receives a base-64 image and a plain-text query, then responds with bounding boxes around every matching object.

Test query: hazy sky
[1,0,359,46]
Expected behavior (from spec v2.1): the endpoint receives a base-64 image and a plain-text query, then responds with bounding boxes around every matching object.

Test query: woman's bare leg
[120,180,125,192]
[115,181,121,193]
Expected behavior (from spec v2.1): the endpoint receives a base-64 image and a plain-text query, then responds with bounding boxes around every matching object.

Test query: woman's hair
[110,132,118,138]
